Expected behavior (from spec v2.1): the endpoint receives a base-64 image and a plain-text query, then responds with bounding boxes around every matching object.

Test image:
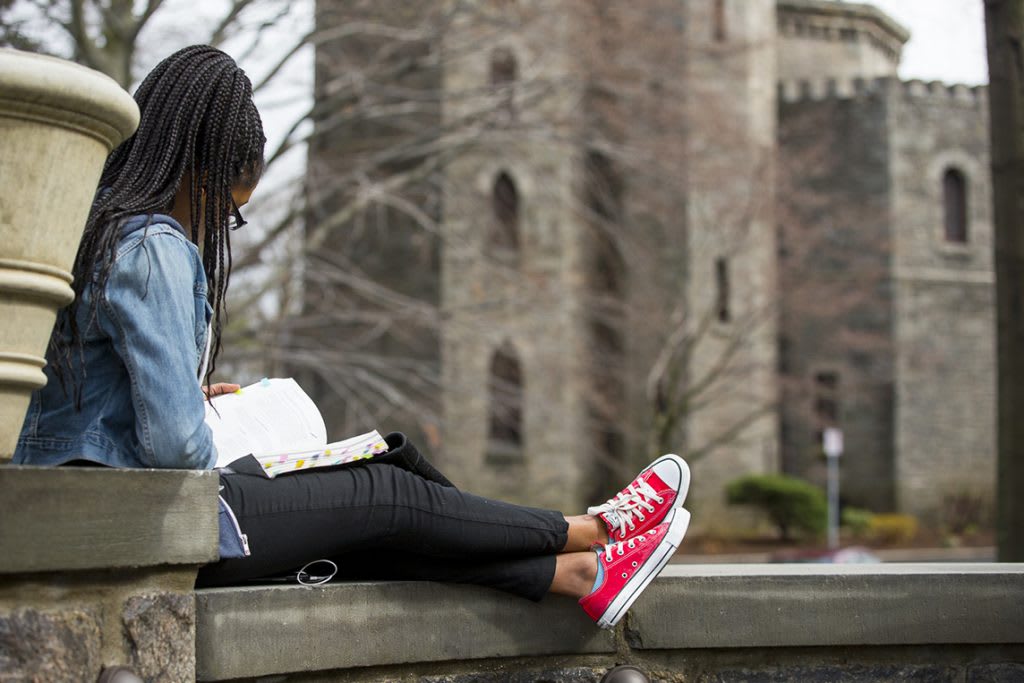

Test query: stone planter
[0,49,139,459]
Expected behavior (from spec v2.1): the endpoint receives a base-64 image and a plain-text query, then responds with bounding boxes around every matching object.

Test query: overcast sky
[846,0,988,85]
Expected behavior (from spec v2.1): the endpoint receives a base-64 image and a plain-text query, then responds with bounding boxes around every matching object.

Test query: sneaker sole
[596,507,691,629]
[642,453,691,510]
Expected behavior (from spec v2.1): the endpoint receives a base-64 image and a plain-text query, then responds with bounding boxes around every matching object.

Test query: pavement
[672,545,996,564]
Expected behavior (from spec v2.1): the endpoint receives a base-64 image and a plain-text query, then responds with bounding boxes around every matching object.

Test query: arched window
[814,371,839,425]
[715,257,731,323]
[490,47,517,85]
[593,231,626,298]
[585,151,624,225]
[943,168,968,243]
[713,0,727,42]
[490,172,520,256]
[490,47,517,117]
[487,343,523,459]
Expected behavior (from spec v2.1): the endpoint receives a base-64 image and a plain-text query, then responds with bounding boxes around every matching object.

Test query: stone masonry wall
[439,0,591,511]
[0,467,218,683]
[0,571,198,683]
[777,85,897,511]
[888,80,995,522]
[679,0,781,532]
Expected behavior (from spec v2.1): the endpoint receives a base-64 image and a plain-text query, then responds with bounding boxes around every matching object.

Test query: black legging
[196,462,570,601]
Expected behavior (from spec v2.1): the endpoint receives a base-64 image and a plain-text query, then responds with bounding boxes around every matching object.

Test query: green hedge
[726,474,827,540]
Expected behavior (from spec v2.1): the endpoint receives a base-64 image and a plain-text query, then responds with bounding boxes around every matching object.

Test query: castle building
[309,0,994,525]
[776,1,994,521]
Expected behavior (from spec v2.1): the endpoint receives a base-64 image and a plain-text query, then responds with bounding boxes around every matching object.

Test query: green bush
[726,474,827,541]
[841,506,874,539]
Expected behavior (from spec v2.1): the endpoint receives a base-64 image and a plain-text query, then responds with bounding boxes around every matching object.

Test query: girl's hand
[202,382,241,399]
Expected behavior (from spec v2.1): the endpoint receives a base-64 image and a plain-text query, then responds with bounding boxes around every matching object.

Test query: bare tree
[2,0,789,504]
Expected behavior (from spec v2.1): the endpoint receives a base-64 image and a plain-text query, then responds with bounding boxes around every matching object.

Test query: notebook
[204,377,388,478]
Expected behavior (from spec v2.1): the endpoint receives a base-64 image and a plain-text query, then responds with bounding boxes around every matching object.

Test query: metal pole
[827,454,839,550]
[823,428,843,550]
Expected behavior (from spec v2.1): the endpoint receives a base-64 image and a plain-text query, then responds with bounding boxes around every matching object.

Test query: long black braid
[50,45,266,406]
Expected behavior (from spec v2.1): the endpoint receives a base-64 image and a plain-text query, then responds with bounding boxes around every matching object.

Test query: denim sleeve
[99,232,216,470]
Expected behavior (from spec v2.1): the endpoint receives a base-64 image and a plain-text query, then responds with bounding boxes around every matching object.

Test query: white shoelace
[588,479,664,539]
[603,531,650,562]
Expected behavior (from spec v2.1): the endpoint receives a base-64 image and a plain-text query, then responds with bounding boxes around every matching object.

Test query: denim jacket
[13,216,250,559]
[15,214,216,470]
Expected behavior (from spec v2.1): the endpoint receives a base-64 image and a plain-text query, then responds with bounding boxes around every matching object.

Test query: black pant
[196,462,569,601]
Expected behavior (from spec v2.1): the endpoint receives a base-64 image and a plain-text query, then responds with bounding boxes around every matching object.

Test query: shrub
[941,490,987,536]
[841,507,874,539]
[868,513,918,544]
[726,474,827,541]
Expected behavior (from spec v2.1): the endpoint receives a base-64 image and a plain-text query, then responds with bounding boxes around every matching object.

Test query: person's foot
[579,507,690,629]
[588,454,690,542]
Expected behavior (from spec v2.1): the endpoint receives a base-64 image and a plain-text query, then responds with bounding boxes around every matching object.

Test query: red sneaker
[588,454,690,542]
[579,508,691,629]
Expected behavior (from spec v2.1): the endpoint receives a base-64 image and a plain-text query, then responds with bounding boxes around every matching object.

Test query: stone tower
[438,0,780,517]
[776,1,994,520]
[676,0,780,529]
[439,1,593,511]
[309,0,995,524]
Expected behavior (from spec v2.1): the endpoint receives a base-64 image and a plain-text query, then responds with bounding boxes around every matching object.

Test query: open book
[204,377,388,478]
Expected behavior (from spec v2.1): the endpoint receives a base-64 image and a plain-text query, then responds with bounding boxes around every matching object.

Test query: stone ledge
[194,564,1024,681]
[0,465,219,573]
[628,563,1024,650]
[194,581,614,681]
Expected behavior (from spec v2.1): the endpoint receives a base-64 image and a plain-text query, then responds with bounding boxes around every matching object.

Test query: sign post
[823,427,843,550]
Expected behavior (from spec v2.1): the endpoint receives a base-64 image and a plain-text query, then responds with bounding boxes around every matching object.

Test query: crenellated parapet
[778,76,988,108]
[899,79,988,107]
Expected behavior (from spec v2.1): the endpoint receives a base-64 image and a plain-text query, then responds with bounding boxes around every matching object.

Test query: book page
[205,378,327,468]
[258,430,389,478]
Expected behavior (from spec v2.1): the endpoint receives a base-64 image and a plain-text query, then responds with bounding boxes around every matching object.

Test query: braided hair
[50,45,266,406]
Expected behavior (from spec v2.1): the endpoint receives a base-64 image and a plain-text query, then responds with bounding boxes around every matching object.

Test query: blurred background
[0,0,995,560]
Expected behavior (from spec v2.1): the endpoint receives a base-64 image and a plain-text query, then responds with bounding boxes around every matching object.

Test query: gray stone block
[0,466,219,573]
[123,593,195,683]
[419,667,605,683]
[696,664,957,683]
[967,662,1024,683]
[194,581,615,681]
[0,606,101,682]
[627,564,1024,650]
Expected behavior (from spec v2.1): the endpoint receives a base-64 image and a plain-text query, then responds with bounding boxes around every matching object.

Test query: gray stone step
[0,465,219,573]
[194,580,614,681]
[195,563,1024,681]
[629,563,1024,649]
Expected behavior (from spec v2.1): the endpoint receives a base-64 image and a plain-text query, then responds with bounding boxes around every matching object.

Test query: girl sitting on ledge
[13,45,691,629]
